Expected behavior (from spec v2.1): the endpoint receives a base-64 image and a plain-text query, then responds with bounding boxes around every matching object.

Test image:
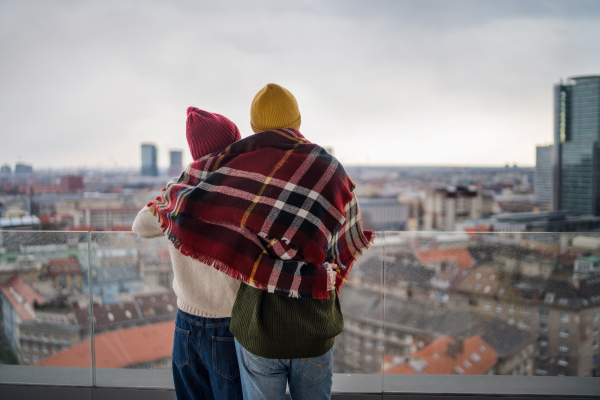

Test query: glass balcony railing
[1,230,600,398]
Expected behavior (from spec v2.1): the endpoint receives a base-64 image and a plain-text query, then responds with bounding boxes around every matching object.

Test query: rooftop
[417,247,474,269]
[0,274,45,321]
[36,320,173,369]
[385,335,497,375]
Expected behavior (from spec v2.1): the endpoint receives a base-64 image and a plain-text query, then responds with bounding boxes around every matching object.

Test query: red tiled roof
[46,258,82,275]
[36,321,174,368]
[0,275,46,321]
[383,354,395,363]
[417,248,474,269]
[385,335,497,375]
[464,225,492,237]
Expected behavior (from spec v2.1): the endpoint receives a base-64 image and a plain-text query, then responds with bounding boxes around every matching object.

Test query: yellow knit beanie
[250,83,301,133]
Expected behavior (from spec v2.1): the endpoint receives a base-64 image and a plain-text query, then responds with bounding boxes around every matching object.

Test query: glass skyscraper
[553,76,600,215]
[141,143,159,177]
[535,145,552,206]
[168,150,183,177]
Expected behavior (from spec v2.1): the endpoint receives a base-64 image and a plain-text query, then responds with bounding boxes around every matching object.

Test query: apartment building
[0,256,42,284]
[18,320,81,365]
[55,195,147,230]
[458,274,600,377]
[424,186,483,231]
[336,286,536,376]
[71,206,140,229]
[345,233,599,377]
[42,257,83,292]
[11,291,78,366]
[356,198,410,231]
[0,275,46,359]
[480,320,536,376]
[90,246,141,305]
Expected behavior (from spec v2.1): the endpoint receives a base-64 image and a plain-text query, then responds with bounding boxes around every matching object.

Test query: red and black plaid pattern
[150,129,374,299]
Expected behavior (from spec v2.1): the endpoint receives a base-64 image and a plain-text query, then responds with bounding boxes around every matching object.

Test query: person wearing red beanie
[133,107,243,400]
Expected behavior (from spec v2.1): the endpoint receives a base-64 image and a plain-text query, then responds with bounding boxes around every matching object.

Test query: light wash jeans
[234,338,333,400]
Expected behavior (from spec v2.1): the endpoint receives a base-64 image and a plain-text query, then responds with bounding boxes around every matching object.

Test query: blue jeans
[234,338,333,400]
[172,310,243,400]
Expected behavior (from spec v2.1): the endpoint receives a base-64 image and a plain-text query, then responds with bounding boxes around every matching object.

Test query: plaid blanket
[149,128,374,299]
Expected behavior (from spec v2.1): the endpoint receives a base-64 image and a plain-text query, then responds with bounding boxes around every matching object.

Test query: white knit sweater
[132,206,241,318]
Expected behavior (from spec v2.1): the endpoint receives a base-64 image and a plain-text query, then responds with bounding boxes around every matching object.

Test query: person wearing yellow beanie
[250,83,301,133]
[233,83,346,400]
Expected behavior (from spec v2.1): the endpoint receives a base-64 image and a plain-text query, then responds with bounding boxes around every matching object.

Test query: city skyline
[1,1,599,168]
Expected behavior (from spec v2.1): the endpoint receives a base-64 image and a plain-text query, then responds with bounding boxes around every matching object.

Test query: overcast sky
[1,0,599,169]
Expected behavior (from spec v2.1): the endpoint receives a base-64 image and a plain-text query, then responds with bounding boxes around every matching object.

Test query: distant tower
[553,75,600,214]
[141,143,159,176]
[168,150,184,177]
[534,145,552,206]
[14,163,33,174]
[0,164,11,174]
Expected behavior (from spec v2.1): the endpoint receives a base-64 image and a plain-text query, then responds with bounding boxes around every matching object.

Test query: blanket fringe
[149,191,371,299]
[335,231,376,294]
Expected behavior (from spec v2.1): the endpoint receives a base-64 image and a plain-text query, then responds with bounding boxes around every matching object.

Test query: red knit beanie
[186,107,242,160]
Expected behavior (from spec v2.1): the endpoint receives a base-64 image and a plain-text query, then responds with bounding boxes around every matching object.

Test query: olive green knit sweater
[230,284,344,359]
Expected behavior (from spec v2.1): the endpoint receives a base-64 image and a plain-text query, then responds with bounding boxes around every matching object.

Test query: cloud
[0,0,598,168]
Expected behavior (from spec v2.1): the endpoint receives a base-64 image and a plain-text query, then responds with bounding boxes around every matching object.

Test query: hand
[326,263,338,290]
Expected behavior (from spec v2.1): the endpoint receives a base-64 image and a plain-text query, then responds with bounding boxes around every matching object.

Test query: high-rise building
[168,150,183,177]
[14,163,33,174]
[141,144,158,177]
[535,145,553,206]
[0,165,11,174]
[553,76,600,215]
